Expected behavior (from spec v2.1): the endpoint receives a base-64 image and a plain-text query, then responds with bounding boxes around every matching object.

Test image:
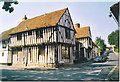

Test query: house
[9,8,76,67]
[92,42,98,58]
[75,23,93,60]
[73,39,87,63]
[0,28,14,65]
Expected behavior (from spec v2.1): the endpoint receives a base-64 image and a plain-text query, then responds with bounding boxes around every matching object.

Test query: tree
[108,30,119,49]
[95,37,106,55]
[1,0,18,13]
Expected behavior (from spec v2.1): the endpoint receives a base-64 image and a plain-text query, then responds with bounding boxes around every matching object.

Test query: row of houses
[0,8,98,67]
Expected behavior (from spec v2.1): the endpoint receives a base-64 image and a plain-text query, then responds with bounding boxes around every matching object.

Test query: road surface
[1,52,119,81]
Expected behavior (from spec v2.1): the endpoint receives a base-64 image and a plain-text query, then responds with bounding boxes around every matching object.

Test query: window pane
[2,53,4,56]
[2,41,6,48]
[40,29,43,38]
[17,33,22,40]
[36,30,40,37]
[28,31,32,35]
[62,46,70,59]
[65,28,70,39]
[36,30,43,38]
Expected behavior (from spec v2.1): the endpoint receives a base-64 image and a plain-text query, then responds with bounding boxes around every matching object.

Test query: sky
[0,1,118,46]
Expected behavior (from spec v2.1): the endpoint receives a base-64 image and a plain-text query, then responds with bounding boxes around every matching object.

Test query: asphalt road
[1,52,119,81]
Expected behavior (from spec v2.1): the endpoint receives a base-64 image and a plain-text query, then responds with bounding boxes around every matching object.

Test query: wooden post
[26,47,28,66]
[54,25,59,68]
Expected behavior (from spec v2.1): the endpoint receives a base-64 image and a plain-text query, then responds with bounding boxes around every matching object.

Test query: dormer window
[36,29,43,38]
[28,31,32,35]
[17,33,22,40]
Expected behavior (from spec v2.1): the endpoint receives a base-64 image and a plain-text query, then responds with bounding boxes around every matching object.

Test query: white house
[0,28,14,65]
[9,8,76,67]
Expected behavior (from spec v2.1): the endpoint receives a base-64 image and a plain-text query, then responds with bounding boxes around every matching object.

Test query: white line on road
[87,69,102,75]
[105,64,118,80]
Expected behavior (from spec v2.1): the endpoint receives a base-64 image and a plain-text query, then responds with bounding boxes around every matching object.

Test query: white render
[0,40,11,64]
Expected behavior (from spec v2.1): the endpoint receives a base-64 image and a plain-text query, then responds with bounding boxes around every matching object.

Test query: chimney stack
[75,23,80,28]
[22,15,27,21]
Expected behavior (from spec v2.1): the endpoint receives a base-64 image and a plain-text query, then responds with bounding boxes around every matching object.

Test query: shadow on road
[108,60,118,62]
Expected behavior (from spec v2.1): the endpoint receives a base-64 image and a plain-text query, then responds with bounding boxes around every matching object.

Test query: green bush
[114,48,119,53]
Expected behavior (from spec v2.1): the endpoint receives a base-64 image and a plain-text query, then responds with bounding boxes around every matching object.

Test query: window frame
[36,29,43,38]
[62,45,70,59]
[17,33,22,40]
[65,28,71,39]
[2,41,6,48]
[2,52,4,56]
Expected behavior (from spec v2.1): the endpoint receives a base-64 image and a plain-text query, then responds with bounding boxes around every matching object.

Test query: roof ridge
[75,26,90,38]
[23,8,68,22]
[10,8,68,34]
[80,26,90,29]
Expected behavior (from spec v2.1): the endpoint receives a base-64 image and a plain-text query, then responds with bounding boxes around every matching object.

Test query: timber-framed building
[75,23,93,60]
[9,8,76,67]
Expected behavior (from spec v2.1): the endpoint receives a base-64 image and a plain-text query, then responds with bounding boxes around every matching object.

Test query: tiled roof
[0,28,15,41]
[10,8,68,34]
[75,26,90,38]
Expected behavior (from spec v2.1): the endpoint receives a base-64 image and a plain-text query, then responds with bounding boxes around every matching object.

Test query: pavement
[0,60,93,71]
[0,64,58,71]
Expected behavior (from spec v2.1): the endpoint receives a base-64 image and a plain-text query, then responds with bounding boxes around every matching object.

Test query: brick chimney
[75,23,80,28]
[22,15,27,21]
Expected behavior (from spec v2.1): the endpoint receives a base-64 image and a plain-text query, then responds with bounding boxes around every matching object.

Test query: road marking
[105,64,118,80]
[92,60,108,65]
[84,69,102,75]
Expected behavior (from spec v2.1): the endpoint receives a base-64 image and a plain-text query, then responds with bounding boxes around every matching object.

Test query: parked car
[101,55,107,62]
[104,51,109,56]
[110,50,113,53]
[93,56,103,62]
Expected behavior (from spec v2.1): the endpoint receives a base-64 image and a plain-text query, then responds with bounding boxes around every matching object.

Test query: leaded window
[17,33,22,40]
[62,45,70,59]
[65,28,70,39]
[36,29,43,38]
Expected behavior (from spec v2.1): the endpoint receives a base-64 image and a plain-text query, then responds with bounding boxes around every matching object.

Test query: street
[1,52,119,81]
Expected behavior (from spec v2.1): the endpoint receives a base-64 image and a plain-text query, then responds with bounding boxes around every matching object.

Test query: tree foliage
[1,0,18,13]
[108,30,119,48]
[95,37,106,55]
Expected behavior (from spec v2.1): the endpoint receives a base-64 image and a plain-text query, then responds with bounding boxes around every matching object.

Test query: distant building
[106,45,115,52]
[9,8,76,67]
[73,39,87,63]
[75,23,93,60]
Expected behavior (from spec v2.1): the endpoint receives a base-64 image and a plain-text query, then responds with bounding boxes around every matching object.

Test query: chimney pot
[22,15,27,21]
[75,23,80,28]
